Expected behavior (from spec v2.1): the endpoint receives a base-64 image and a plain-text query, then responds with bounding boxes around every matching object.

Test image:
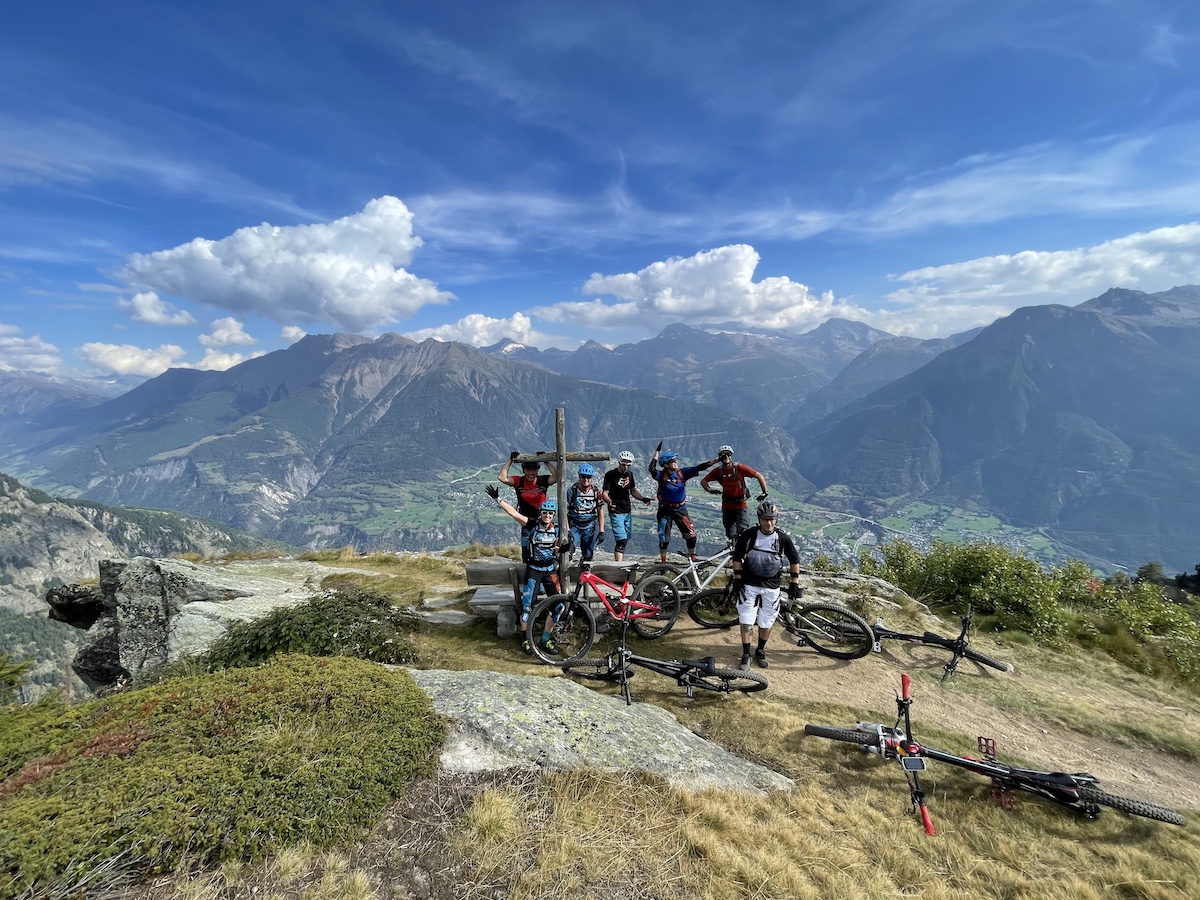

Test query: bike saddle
[682,656,717,674]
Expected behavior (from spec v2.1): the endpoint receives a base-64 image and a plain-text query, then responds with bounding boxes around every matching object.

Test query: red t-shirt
[701,462,758,511]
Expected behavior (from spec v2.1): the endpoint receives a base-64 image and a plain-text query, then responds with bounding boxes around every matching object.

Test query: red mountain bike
[525,563,680,666]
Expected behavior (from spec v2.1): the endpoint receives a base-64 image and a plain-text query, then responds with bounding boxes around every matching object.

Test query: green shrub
[200,589,422,671]
[0,655,445,898]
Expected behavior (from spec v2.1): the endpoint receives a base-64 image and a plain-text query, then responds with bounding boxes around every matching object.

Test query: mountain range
[2,285,1198,572]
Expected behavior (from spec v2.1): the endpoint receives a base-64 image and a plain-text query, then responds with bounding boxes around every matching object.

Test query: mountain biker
[567,463,606,562]
[497,451,559,563]
[730,499,801,670]
[701,444,769,541]
[485,485,571,655]
[601,450,652,562]
[649,441,718,562]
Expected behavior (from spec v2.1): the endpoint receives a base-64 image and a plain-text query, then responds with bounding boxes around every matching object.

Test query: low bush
[0,655,445,899]
[199,588,422,671]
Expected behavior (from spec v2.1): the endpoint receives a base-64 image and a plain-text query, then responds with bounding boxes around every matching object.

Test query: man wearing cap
[601,450,653,562]
[497,451,559,562]
[702,445,769,542]
[649,442,718,562]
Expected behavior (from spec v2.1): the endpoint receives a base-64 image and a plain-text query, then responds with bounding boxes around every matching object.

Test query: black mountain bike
[804,674,1186,833]
[869,605,1011,679]
[688,584,874,660]
[562,616,767,705]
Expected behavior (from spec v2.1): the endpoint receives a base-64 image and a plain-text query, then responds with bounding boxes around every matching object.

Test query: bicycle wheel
[802,724,880,747]
[963,647,1011,672]
[688,587,739,629]
[562,657,632,683]
[1076,784,1186,826]
[526,594,595,665]
[791,603,873,659]
[690,666,768,693]
[631,575,681,639]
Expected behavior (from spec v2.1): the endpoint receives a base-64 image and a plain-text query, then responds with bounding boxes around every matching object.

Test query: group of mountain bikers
[484,442,801,669]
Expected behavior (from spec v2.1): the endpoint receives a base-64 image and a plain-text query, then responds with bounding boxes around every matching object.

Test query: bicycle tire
[526,595,595,665]
[802,724,881,747]
[562,657,632,683]
[638,562,685,584]
[690,666,768,693]
[630,575,681,639]
[791,603,873,660]
[688,587,739,629]
[963,647,1011,672]
[1076,784,1186,826]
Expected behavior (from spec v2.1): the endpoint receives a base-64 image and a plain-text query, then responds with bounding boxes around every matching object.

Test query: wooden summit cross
[510,408,610,586]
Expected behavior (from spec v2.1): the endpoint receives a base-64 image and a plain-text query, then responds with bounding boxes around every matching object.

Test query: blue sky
[3,0,1200,378]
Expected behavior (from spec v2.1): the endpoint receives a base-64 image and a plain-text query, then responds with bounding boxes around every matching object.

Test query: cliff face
[0,472,276,616]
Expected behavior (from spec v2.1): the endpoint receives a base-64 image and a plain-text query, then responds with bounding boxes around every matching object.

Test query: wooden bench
[465,561,638,637]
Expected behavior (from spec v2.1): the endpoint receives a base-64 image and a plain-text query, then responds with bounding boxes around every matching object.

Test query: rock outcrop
[45,556,325,689]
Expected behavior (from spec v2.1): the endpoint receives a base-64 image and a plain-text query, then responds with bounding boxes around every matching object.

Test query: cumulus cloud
[535,244,869,333]
[199,316,256,348]
[193,348,264,371]
[0,325,61,372]
[116,291,196,325]
[77,342,186,377]
[280,325,307,343]
[404,312,568,348]
[118,196,453,333]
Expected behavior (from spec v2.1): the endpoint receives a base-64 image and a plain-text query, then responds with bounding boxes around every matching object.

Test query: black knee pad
[614,538,628,553]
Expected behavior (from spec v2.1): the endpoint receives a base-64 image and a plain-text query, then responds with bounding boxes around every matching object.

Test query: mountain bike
[638,545,734,600]
[525,563,680,666]
[870,605,1010,679]
[562,615,767,705]
[804,674,1186,833]
[688,584,874,660]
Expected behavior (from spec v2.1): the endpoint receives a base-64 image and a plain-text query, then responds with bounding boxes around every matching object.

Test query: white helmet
[618,450,635,463]
[718,445,734,457]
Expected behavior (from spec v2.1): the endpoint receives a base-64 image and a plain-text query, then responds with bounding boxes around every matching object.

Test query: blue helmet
[578,463,595,477]
[660,451,678,464]
[540,498,557,512]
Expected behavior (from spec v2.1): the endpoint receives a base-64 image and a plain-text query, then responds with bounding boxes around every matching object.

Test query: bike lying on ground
[869,605,1011,679]
[561,615,767,705]
[688,584,874,660]
[525,563,680,665]
[690,590,1011,677]
[803,674,1186,833]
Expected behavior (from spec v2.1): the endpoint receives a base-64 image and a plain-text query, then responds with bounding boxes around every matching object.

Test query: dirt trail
[679,621,1200,812]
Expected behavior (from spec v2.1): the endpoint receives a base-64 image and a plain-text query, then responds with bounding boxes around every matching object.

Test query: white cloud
[281,325,307,343]
[536,244,869,333]
[119,196,453,333]
[77,342,186,377]
[116,291,196,325]
[0,325,60,373]
[193,348,264,371]
[199,316,256,348]
[888,222,1200,308]
[405,312,567,348]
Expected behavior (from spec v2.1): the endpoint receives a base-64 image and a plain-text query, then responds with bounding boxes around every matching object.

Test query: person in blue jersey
[567,463,606,562]
[486,485,572,654]
[649,441,718,562]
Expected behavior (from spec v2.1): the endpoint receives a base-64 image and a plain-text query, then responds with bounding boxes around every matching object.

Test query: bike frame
[657,545,733,593]
[580,615,740,705]
[574,564,662,622]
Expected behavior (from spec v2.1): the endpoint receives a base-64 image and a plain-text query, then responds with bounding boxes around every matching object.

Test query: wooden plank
[464,563,522,586]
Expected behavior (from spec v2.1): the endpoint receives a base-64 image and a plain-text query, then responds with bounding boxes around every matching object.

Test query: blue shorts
[609,512,632,542]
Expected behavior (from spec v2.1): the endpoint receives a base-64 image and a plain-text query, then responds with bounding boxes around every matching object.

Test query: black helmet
[756,499,779,519]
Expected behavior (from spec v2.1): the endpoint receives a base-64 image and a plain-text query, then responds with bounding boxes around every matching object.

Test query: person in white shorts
[730,499,802,669]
